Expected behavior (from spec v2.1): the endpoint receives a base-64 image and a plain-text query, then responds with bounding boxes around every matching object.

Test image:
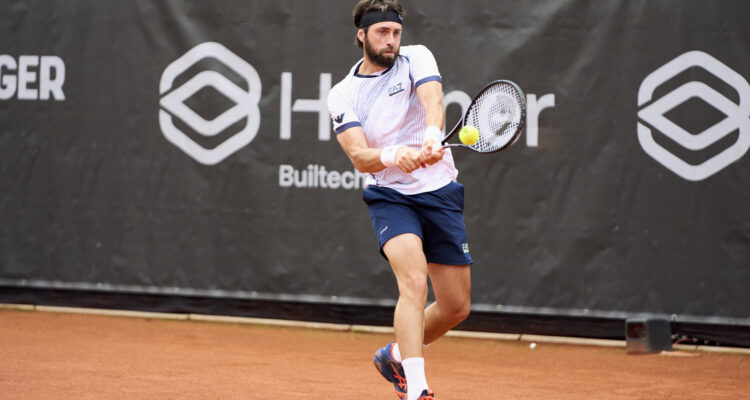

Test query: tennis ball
[459,125,479,145]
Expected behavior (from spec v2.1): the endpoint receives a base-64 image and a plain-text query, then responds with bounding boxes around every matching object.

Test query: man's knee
[442,296,471,325]
[454,299,472,324]
[385,234,429,303]
[399,271,429,302]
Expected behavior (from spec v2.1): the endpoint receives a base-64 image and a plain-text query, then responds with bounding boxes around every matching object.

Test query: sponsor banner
[1,0,748,324]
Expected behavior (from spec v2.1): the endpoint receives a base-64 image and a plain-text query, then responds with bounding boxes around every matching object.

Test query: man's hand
[380,145,423,172]
[419,139,445,166]
[394,146,423,173]
[394,146,422,173]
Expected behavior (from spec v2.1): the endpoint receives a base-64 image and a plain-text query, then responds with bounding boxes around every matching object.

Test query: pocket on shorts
[362,186,380,205]
[446,181,465,210]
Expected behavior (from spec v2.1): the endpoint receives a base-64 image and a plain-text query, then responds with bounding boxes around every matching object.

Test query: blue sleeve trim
[335,121,362,134]
[415,75,442,87]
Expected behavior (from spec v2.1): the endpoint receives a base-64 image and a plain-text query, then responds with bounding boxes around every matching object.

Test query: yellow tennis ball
[459,125,479,145]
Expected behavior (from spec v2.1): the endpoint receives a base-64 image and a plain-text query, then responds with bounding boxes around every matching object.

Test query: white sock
[402,357,428,400]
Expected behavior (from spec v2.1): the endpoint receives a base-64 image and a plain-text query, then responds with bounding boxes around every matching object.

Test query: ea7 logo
[388,82,404,96]
[334,113,345,124]
[159,42,262,165]
[637,51,750,181]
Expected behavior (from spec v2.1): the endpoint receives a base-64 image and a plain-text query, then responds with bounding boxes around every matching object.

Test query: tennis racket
[441,80,526,153]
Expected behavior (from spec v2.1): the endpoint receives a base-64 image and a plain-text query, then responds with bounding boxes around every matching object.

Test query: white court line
[2,304,749,356]
[35,305,188,320]
[189,313,351,331]
[0,303,35,311]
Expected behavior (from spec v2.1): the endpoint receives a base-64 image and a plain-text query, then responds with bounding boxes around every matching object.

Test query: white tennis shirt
[327,45,458,195]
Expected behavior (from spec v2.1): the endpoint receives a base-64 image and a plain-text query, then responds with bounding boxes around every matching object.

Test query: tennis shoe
[373,342,407,399]
[413,389,438,400]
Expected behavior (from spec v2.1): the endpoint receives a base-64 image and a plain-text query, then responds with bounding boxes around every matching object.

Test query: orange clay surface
[1,309,749,399]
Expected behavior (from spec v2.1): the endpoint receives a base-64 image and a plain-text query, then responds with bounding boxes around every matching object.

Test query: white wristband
[380,145,401,167]
[423,125,442,144]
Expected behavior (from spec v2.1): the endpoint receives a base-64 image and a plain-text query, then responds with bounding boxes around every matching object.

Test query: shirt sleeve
[327,85,361,135]
[408,45,442,88]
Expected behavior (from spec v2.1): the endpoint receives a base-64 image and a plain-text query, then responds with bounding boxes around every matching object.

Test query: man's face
[362,21,402,68]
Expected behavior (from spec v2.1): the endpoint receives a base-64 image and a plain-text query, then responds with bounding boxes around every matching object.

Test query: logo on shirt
[388,82,404,96]
[334,113,345,124]
[462,243,470,253]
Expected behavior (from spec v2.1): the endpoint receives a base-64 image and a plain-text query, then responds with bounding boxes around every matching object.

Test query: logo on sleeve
[388,82,404,96]
[334,113,345,124]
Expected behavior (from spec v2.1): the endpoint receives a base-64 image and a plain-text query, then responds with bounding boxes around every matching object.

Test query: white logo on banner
[159,42,262,165]
[0,55,66,101]
[637,51,750,181]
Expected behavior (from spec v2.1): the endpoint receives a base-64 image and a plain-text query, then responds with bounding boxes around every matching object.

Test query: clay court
[1,308,748,399]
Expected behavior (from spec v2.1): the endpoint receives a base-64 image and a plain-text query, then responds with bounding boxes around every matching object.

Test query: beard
[364,36,399,69]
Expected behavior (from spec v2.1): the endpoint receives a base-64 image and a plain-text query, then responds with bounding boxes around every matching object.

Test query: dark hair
[352,0,406,49]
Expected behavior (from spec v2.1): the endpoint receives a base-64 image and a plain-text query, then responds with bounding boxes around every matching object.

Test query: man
[327,1,472,399]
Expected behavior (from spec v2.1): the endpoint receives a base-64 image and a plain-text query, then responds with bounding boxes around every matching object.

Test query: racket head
[444,80,526,153]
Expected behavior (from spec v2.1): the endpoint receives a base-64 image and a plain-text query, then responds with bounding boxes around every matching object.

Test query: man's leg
[382,233,429,359]
[423,263,471,345]
[382,233,431,399]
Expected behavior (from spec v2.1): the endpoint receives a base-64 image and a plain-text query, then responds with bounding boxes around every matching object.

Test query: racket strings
[465,84,524,152]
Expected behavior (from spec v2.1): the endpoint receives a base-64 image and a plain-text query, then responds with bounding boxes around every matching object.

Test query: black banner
[1,0,748,327]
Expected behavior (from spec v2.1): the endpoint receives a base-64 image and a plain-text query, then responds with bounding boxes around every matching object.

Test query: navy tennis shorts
[362,181,473,266]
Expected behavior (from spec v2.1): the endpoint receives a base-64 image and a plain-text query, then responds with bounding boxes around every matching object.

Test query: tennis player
[327,1,472,399]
